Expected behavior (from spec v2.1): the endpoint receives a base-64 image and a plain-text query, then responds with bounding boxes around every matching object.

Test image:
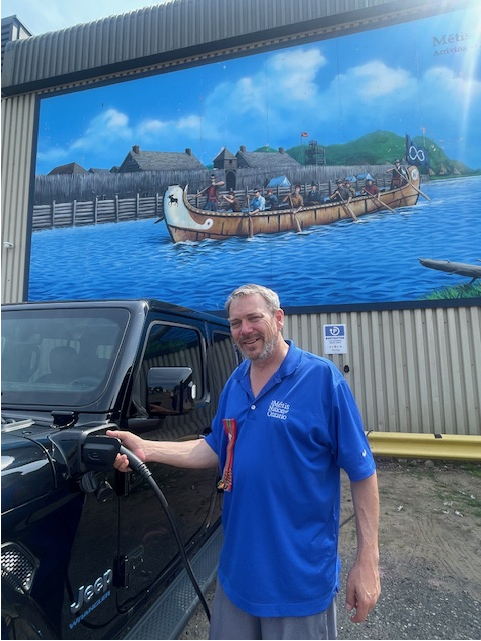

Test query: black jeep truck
[1,299,240,640]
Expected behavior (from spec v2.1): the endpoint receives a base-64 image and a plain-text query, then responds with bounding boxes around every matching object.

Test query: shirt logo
[267,400,290,420]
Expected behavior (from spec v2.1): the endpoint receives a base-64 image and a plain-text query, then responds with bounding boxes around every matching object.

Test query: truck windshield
[1,306,130,408]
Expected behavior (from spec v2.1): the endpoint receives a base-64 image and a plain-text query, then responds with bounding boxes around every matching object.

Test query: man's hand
[106,429,146,472]
[345,557,380,622]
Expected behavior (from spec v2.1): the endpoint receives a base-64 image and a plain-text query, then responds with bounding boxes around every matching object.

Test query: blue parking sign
[323,324,347,354]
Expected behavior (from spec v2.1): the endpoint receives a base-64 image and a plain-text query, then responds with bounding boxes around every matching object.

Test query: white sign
[323,324,347,354]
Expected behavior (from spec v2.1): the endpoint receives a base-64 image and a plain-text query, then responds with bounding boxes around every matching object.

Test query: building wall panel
[2,0,466,96]
[283,306,481,435]
[1,93,35,304]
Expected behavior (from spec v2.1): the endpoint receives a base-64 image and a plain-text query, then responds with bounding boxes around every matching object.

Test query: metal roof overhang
[1,0,473,98]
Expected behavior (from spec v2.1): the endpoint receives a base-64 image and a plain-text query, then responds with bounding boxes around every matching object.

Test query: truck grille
[1,543,37,594]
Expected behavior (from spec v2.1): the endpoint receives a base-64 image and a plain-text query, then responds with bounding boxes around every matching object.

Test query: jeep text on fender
[1,299,240,640]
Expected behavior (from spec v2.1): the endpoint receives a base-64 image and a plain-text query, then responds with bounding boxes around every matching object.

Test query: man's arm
[106,429,219,471]
[345,471,381,623]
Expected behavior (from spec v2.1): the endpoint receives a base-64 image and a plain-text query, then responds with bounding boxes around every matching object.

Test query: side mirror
[147,367,196,416]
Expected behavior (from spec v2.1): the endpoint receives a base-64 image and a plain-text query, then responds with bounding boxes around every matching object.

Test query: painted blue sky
[35,5,481,175]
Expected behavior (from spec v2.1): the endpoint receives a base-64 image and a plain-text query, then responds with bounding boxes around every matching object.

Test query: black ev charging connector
[49,426,121,478]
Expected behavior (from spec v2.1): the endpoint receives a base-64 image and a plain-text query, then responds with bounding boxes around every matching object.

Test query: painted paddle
[338,193,360,223]
[365,191,396,214]
[406,175,431,201]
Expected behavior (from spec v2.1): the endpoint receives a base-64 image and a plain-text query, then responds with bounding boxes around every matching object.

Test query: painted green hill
[286,130,477,175]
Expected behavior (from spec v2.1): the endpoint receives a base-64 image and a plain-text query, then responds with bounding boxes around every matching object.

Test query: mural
[29,5,481,311]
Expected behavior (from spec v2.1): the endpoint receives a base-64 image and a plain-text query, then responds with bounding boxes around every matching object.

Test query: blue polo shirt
[205,340,375,617]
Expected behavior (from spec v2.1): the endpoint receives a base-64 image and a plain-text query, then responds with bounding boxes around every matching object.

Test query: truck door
[116,321,220,611]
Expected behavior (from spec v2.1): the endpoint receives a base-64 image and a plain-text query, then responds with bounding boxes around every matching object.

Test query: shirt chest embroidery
[267,399,290,420]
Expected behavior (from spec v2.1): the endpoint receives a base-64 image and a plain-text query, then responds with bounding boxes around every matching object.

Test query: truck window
[1,307,130,406]
[131,323,204,416]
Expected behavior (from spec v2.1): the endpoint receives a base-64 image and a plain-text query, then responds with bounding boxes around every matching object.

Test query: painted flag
[405,134,430,167]
[300,132,308,137]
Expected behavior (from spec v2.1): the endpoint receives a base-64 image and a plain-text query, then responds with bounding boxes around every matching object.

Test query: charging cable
[119,446,212,621]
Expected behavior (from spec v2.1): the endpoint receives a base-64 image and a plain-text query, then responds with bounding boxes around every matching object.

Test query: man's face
[228,293,283,362]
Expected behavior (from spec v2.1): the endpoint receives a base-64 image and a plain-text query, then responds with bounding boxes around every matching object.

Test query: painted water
[28,175,481,311]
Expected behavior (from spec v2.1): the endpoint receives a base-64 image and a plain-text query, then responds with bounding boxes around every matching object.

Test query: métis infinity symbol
[408,145,425,162]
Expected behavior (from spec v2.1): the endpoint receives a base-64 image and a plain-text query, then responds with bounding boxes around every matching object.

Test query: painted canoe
[163,165,421,243]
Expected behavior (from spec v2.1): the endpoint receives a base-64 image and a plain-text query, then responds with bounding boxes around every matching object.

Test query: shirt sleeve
[330,377,376,481]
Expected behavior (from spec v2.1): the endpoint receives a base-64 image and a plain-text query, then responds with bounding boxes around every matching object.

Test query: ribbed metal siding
[283,306,481,435]
[1,93,35,303]
[1,16,32,71]
[2,0,431,94]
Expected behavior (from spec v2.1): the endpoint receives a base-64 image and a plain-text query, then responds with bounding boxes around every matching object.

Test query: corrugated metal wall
[2,0,466,96]
[1,93,36,303]
[0,0,404,93]
[283,306,481,435]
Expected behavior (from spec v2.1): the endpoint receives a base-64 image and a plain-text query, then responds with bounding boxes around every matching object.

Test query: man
[264,188,279,210]
[196,174,225,211]
[249,188,266,214]
[222,189,242,212]
[386,159,408,190]
[329,178,349,203]
[362,178,380,197]
[344,179,356,198]
[108,284,380,640]
[328,178,359,222]
[304,182,323,205]
[281,184,304,210]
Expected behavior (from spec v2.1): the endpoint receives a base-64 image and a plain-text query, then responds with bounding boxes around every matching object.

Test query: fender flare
[1,580,56,640]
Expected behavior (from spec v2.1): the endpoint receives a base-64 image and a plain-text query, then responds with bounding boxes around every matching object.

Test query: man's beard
[238,334,277,362]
